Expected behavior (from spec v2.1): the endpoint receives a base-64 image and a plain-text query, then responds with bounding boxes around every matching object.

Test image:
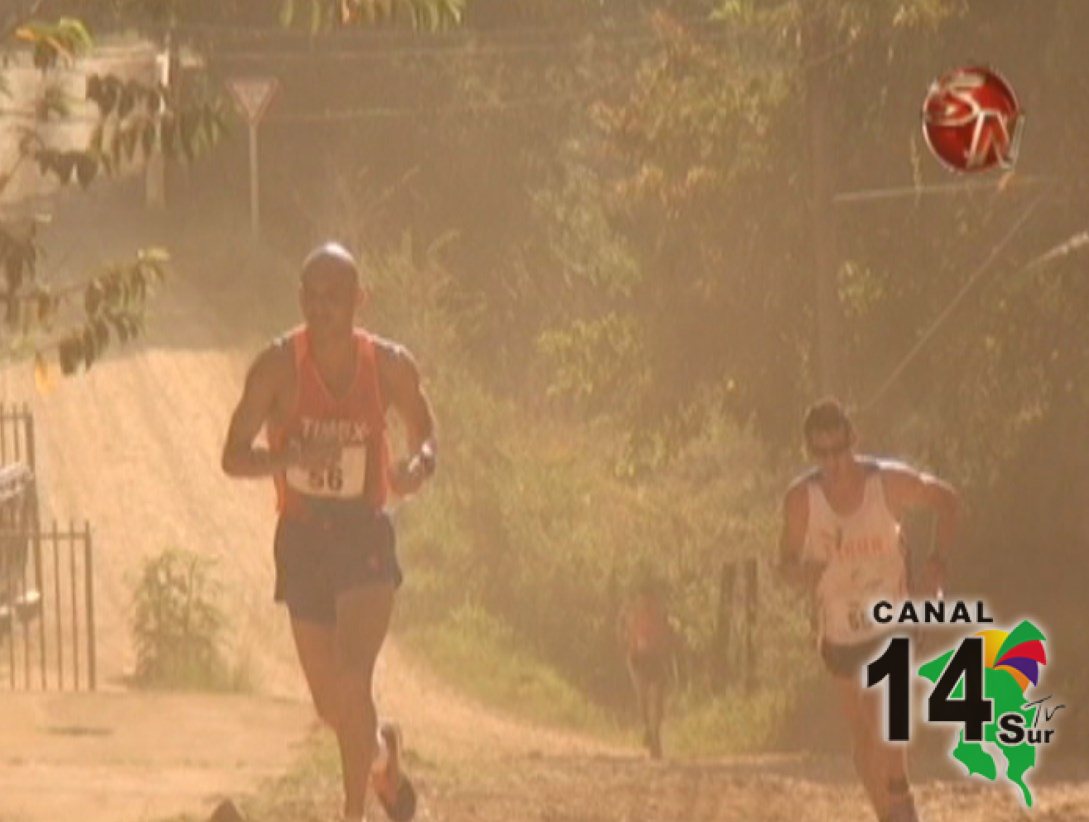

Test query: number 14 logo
[867,637,992,742]
[868,621,1059,807]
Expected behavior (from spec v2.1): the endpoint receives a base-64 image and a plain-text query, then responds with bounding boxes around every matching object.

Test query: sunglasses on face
[808,440,849,459]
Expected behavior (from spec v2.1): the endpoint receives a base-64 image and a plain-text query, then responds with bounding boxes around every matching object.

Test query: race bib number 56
[285,445,368,498]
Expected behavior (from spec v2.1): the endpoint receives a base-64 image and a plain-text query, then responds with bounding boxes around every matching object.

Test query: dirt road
[0,199,1084,821]
[0,692,313,822]
[2,635,1086,822]
[376,641,1089,822]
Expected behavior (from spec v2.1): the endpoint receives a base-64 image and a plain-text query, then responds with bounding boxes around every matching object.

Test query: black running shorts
[819,634,890,679]
[628,648,669,684]
[273,502,402,625]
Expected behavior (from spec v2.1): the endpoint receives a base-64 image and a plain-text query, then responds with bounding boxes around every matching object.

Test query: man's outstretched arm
[778,483,822,591]
[221,347,284,478]
[221,346,339,478]
[380,344,437,495]
[883,466,959,595]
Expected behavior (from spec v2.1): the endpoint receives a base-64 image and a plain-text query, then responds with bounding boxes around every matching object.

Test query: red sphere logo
[922,66,1022,173]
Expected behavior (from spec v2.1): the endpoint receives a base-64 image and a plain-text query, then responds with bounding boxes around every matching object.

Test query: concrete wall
[0,38,160,208]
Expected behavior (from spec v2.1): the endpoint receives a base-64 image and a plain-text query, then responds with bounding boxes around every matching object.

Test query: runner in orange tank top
[618,577,676,759]
[222,243,435,822]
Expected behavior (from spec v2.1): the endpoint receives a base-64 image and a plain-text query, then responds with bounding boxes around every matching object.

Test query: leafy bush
[321,240,815,749]
[130,548,251,691]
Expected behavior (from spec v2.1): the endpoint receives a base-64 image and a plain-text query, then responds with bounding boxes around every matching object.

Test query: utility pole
[802,8,843,396]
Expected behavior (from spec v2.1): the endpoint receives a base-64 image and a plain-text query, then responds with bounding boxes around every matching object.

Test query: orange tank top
[267,327,390,517]
[628,600,669,653]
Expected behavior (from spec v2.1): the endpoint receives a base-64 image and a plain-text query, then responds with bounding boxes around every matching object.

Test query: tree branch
[0,1,46,44]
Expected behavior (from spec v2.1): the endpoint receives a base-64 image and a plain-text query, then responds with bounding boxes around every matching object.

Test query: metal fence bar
[69,521,79,690]
[714,560,737,690]
[11,411,21,464]
[715,557,761,694]
[744,558,758,694]
[4,548,13,689]
[20,555,29,689]
[23,404,35,473]
[0,404,8,465]
[33,523,46,690]
[52,519,62,690]
[24,410,45,690]
[84,522,95,691]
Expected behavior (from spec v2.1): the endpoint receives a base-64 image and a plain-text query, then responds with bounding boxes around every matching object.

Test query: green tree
[1,5,227,381]
[278,0,466,31]
[0,0,474,383]
[546,1,973,447]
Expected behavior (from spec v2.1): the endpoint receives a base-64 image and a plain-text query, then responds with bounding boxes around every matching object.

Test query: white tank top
[803,461,907,645]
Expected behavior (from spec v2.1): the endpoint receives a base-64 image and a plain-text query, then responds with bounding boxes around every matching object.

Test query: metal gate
[0,403,96,691]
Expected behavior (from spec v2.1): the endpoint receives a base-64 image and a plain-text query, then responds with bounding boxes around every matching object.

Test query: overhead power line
[205,29,760,62]
[832,175,1057,205]
[859,189,1070,414]
[263,90,600,122]
[157,13,734,43]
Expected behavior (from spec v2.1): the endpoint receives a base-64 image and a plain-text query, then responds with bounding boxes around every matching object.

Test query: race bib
[285,444,368,499]
[819,560,898,644]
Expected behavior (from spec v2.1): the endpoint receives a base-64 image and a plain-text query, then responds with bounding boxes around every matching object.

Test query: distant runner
[778,398,957,822]
[618,577,676,759]
[222,243,436,822]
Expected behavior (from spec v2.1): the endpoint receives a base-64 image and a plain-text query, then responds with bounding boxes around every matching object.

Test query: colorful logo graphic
[922,66,1022,173]
[868,617,1064,808]
[918,621,1061,808]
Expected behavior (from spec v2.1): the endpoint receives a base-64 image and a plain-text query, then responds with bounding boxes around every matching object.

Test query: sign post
[226,77,278,239]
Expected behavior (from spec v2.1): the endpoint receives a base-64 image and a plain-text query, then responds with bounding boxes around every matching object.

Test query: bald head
[298,242,366,340]
[301,242,360,287]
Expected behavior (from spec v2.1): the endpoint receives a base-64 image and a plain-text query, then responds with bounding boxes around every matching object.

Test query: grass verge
[399,601,623,743]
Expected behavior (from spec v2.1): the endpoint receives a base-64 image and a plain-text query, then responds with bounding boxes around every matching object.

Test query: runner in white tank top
[804,459,907,647]
[779,399,958,822]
